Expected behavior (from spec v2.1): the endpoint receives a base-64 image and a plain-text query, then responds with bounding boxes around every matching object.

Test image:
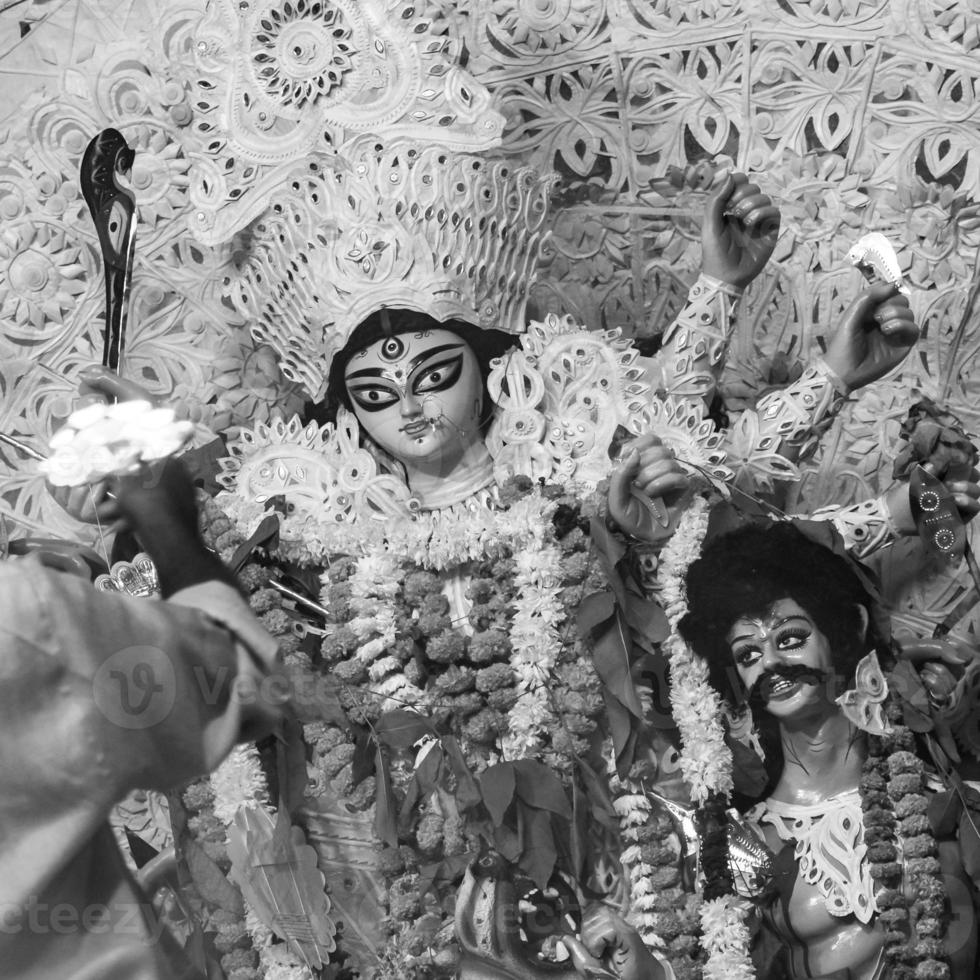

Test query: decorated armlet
[722,359,848,493]
[753,358,848,461]
[805,496,896,558]
[657,274,743,402]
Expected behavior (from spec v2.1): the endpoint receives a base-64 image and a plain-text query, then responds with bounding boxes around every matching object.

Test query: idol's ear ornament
[835,651,892,736]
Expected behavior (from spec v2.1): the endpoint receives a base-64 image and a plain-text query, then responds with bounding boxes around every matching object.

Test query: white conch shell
[847,232,910,296]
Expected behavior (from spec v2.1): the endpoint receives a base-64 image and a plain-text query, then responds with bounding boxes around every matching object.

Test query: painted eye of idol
[730,622,813,668]
[345,346,465,413]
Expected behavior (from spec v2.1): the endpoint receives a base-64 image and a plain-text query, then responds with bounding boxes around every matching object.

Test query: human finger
[948,481,980,517]
[578,906,616,959]
[562,935,611,977]
[617,432,668,463]
[632,442,675,467]
[944,479,980,495]
[840,281,900,333]
[724,181,765,212]
[634,456,683,487]
[703,172,736,239]
[65,485,91,518]
[876,302,918,346]
[95,498,124,524]
[637,472,690,502]
[859,280,901,309]
[608,448,642,523]
[49,482,102,524]
[693,159,729,190]
[739,203,781,237]
[952,493,980,518]
[898,636,978,667]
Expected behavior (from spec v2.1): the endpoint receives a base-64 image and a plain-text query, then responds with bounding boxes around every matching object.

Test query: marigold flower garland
[302,481,606,968]
[861,697,951,980]
[611,768,703,980]
[186,495,314,979]
[611,772,658,939]
[209,748,312,979]
[180,779,263,980]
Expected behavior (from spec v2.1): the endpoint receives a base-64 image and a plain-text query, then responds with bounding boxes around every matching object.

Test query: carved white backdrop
[2,0,980,635]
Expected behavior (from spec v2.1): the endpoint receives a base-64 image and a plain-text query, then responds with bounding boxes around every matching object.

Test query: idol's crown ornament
[224,141,556,401]
[181,0,557,403]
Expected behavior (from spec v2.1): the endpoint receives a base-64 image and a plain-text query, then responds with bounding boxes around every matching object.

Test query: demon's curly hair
[678,521,884,707]
[308,308,516,429]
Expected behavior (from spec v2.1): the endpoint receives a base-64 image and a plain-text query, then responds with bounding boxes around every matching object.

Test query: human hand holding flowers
[45,366,194,524]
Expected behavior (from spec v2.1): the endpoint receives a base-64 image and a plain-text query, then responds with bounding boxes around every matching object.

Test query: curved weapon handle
[80,128,137,371]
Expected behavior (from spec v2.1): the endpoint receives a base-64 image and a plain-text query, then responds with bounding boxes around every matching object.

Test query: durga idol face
[343,328,484,467]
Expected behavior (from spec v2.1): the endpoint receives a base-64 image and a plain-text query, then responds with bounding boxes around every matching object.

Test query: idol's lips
[761,675,799,701]
[401,420,430,436]
[752,667,830,703]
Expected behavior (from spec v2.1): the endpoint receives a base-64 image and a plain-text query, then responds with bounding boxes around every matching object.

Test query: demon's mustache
[746,663,832,704]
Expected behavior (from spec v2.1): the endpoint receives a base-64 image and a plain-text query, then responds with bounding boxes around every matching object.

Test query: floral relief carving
[495,62,625,185]
[468,0,609,64]
[749,40,873,158]
[622,44,745,174]
[615,0,746,35]
[898,0,980,52]
[249,0,357,109]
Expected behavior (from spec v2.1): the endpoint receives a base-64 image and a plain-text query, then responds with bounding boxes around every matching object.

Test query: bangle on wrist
[698,273,745,299]
[879,488,903,537]
[813,356,852,397]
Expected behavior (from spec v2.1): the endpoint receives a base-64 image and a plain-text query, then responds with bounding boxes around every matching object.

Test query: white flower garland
[502,508,564,759]
[338,548,425,711]
[657,497,732,804]
[211,743,270,825]
[215,485,560,572]
[658,497,755,980]
[699,895,755,980]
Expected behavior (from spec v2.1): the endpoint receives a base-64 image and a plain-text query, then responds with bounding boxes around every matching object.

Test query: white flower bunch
[42,400,194,486]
